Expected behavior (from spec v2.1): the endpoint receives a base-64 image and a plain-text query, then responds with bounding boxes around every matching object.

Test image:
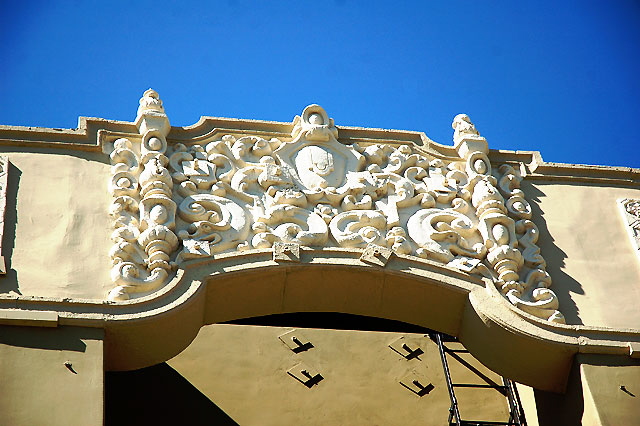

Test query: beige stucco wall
[580,354,640,425]
[0,150,112,299]
[0,103,638,426]
[0,325,104,426]
[2,146,638,332]
[531,353,640,426]
[165,323,513,426]
[525,180,640,328]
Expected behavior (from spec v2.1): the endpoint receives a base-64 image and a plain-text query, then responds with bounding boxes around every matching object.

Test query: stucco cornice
[0,117,136,152]
[490,149,640,187]
[2,118,638,186]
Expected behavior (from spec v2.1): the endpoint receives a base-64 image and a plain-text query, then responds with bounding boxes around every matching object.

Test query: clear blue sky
[1,1,639,168]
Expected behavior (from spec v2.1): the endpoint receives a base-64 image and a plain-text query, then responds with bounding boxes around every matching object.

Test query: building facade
[0,90,639,425]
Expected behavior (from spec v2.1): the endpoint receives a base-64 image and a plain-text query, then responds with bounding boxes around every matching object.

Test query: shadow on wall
[523,180,583,325]
[534,357,584,426]
[0,324,91,352]
[0,161,21,295]
[106,363,239,426]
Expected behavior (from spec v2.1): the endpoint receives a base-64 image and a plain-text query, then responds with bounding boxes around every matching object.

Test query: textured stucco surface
[0,151,112,299]
[525,180,640,328]
[0,326,104,426]
[580,354,640,425]
[167,323,511,426]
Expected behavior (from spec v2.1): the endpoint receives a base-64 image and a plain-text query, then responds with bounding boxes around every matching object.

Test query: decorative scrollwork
[256,205,327,247]
[619,198,640,263]
[496,162,564,323]
[107,90,178,301]
[329,210,387,248]
[177,194,249,251]
[104,94,564,323]
[407,208,485,262]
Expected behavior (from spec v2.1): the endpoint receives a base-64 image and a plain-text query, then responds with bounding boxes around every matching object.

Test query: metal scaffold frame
[432,333,527,426]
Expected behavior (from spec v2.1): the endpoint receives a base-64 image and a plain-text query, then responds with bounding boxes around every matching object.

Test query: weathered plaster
[526,182,640,328]
[0,151,112,298]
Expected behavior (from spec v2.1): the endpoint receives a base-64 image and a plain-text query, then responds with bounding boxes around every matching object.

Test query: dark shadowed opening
[226,312,439,334]
[105,363,239,426]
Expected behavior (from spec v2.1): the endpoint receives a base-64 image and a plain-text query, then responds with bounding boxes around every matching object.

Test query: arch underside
[101,250,579,393]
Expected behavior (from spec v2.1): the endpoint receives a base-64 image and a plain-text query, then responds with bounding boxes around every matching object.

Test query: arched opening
[104,259,576,395]
[105,313,530,425]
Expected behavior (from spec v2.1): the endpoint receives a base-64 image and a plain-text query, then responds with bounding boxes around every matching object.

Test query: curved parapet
[98,91,566,323]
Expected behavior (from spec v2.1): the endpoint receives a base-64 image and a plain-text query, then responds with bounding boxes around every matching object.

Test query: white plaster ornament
[105,91,564,323]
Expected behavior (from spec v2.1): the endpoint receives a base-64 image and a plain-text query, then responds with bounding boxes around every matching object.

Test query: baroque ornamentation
[619,198,640,261]
[104,91,565,323]
[496,164,564,323]
[107,89,178,301]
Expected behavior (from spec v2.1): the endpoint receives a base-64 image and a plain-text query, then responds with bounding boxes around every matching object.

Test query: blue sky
[1,1,639,168]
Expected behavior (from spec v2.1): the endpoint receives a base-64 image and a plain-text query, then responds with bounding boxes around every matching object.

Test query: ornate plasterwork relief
[619,199,640,260]
[107,90,178,301]
[105,91,565,323]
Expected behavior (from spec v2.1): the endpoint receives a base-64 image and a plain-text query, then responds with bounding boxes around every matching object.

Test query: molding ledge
[0,248,639,392]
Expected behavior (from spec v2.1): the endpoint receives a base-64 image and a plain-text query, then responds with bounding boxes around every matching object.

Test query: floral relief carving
[625,200,640,218]
[104,91,565,323]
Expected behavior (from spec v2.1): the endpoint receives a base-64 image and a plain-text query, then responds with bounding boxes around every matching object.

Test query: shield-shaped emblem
[295,145,342,189]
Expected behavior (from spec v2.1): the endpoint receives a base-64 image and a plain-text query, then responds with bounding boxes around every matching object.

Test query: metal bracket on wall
[399,370,434,397]
[287,362,323,388]
[278,329,314,353]
[389,336,425,360]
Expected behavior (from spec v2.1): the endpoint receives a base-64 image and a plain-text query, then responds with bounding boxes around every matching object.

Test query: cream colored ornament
[103,93,564,322]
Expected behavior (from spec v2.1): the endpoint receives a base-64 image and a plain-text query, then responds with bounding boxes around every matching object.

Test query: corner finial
[135,88,170,136]
[452,113,480,141]
[137,88,165,116]
[452,113,487,157]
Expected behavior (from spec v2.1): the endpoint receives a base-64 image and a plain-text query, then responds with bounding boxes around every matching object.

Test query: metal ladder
[432,333,527,426]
